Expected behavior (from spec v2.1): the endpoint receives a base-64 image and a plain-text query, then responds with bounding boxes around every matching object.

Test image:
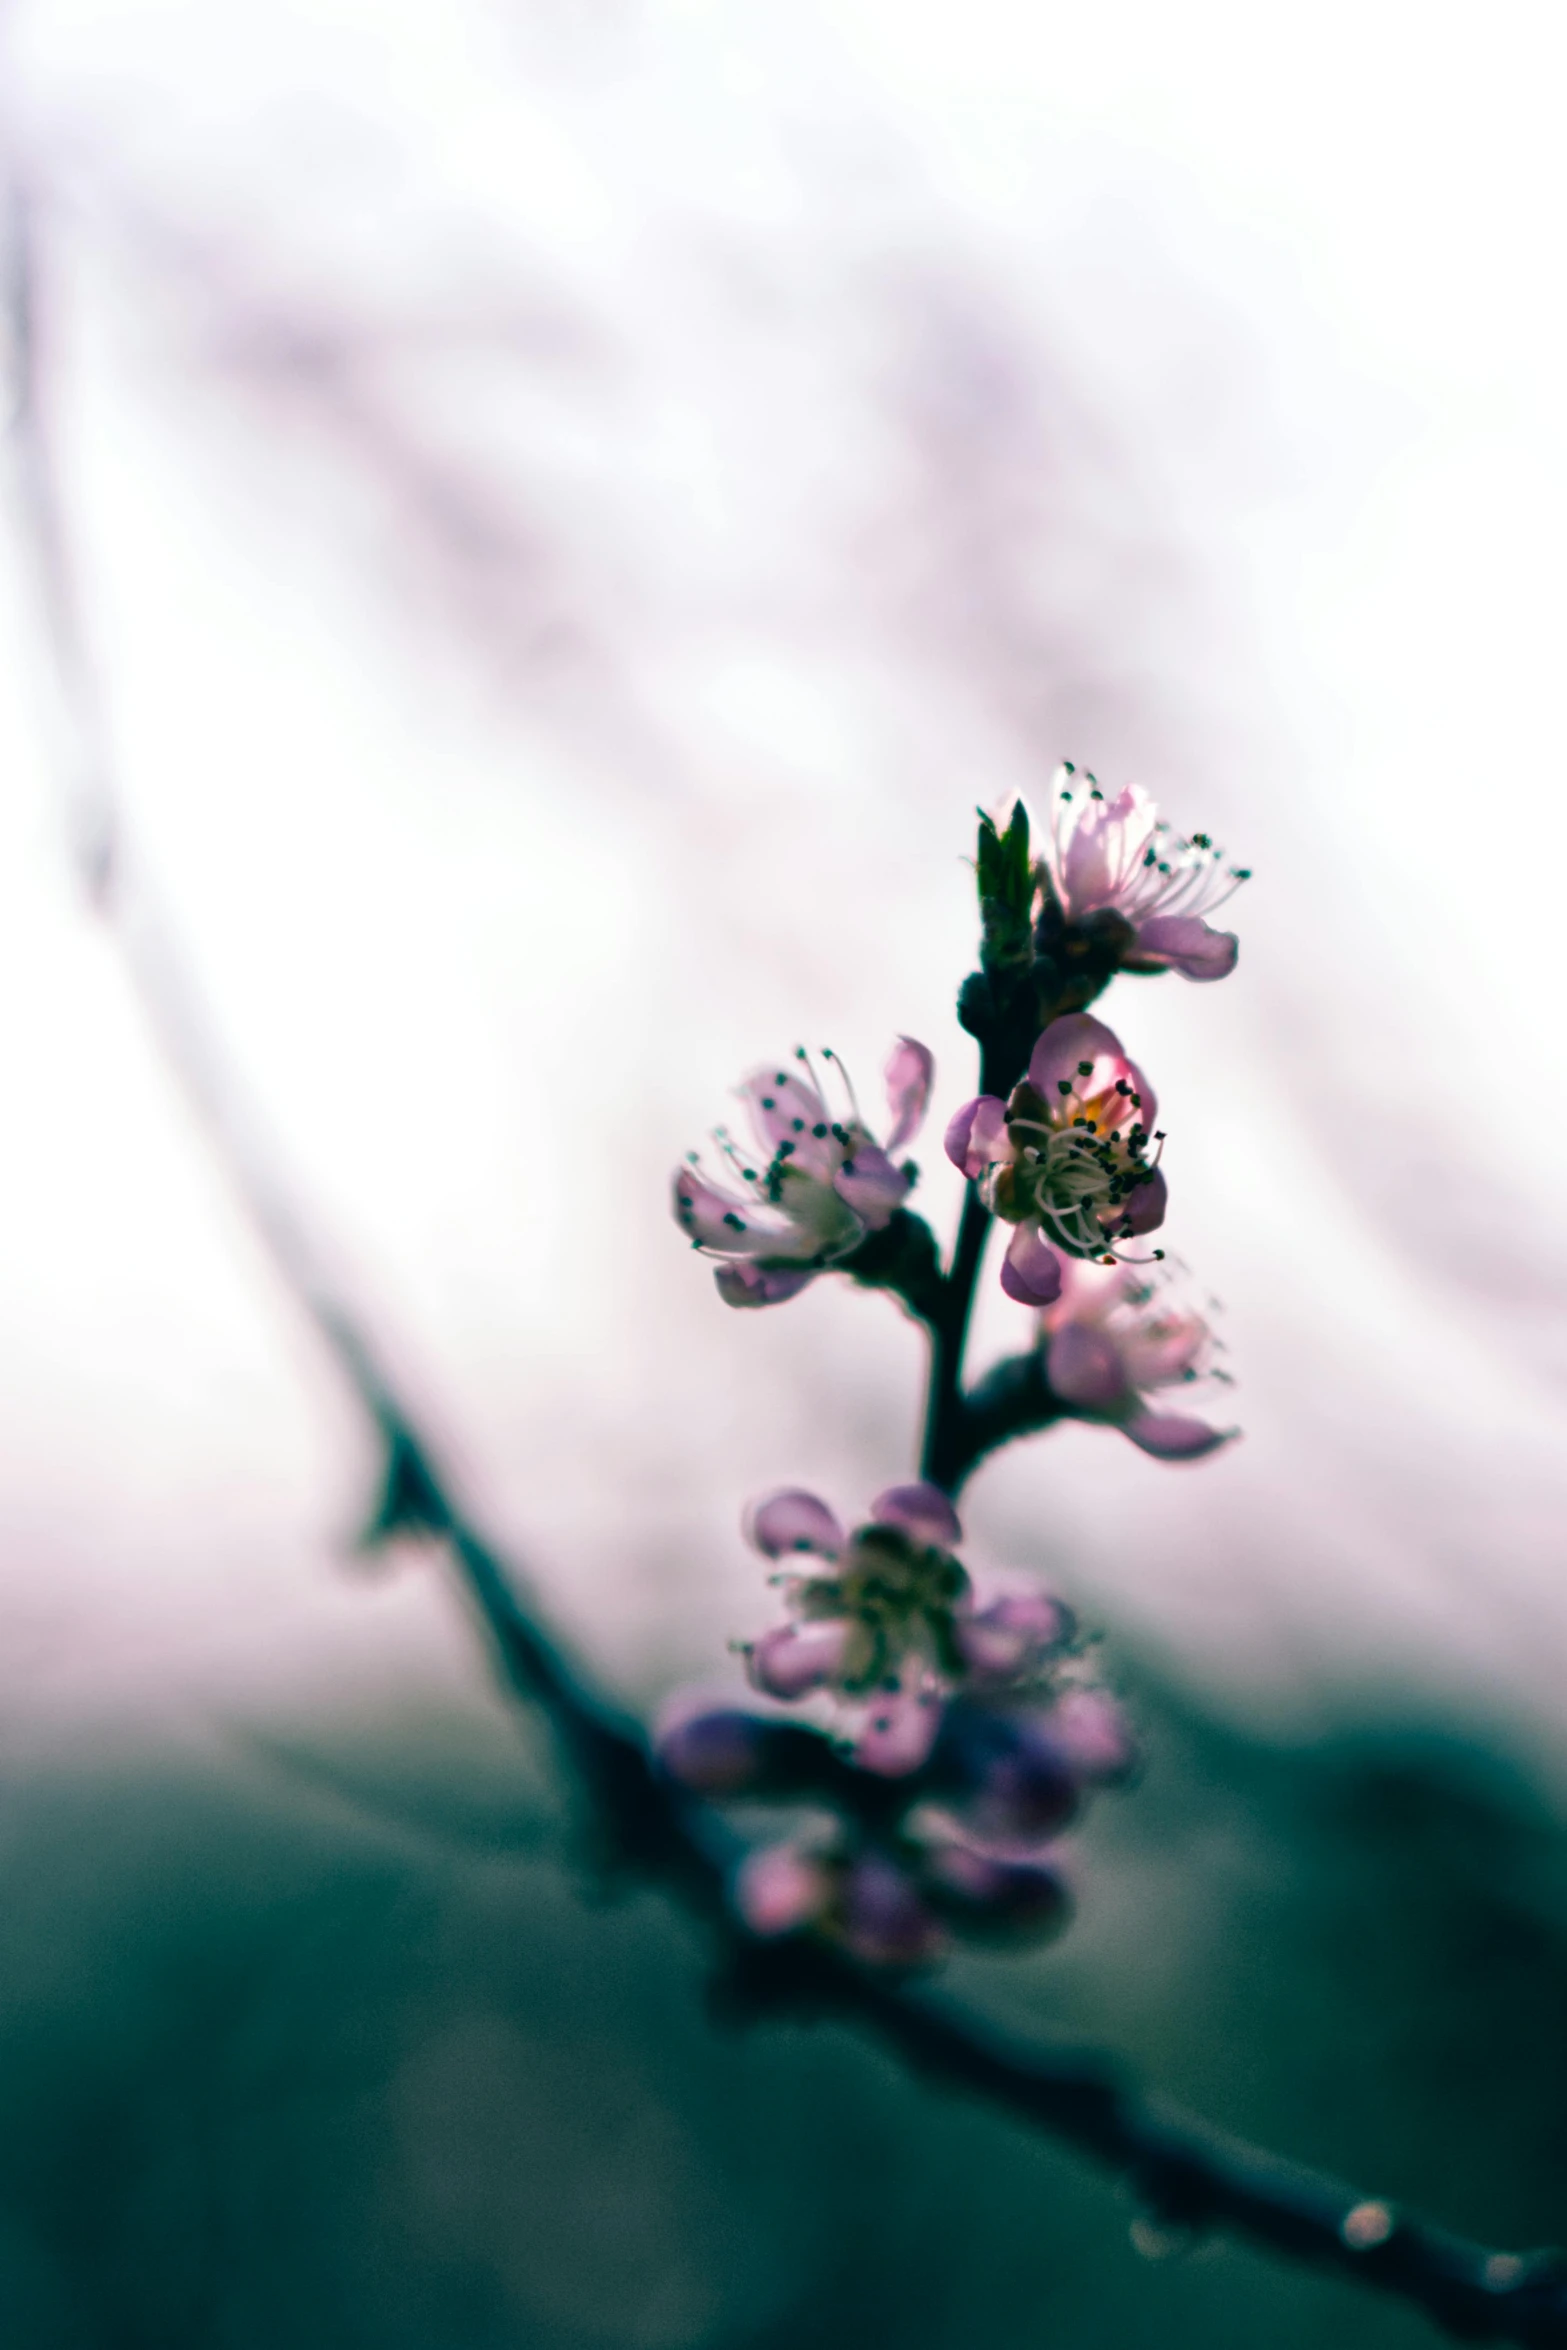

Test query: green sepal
[974,801,1035,977]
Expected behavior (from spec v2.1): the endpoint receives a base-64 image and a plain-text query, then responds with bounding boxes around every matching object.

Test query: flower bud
[922,1841,1071,1942]
[658,1707,837,1799]
[734,1842,833,1938]
[933,1703,1081,1846]
[658,1708,773,1795]
[840,1850,945,1968]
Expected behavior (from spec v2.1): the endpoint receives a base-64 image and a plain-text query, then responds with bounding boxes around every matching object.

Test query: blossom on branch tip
[1040,1255,1235,1459]
[1042,763,1247,981]
[945,1012,1167,1303]
[673,1038,934,1309]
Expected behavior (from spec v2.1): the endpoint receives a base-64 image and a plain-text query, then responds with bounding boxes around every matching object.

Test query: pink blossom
[666,1482,1126,1966]
[734,1842,834,1938]
[673,1038,933,1309]
[735,1483,1105,1800]
[1042,763,1248,981]
[738,1481,970,1765]
[1040,1255,1235,1460]
[944,1012,1167,1302]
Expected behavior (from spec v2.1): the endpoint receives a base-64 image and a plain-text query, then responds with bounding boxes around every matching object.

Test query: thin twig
[5,171,1566,2347]
[920,1181,994,1491]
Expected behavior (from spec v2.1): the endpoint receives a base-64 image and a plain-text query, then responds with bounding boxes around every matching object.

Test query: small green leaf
[975,801,1034,977]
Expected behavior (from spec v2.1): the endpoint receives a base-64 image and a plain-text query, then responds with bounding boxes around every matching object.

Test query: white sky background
[0,0,1564,1764]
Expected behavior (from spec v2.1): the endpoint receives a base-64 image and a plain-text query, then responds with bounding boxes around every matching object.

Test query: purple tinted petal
[922,1843,1070,1939]
[840,1851,945,1966]
[1040,1252,1124,1330]
[744,1488,846,1559]
[658,1708,772,1794]
[734,1842,831,1937]
[999,1224,1063,1306]
[745,1619,852,1700]
[1027,1014,1157,1135]
[938,1707,1081,1845]
[735,1066,838,1177]
[883,1036,935,1154]
[1119,1300,1209,1388]
[1026,1013,1124,1098]
[943,1099,978,1172]
[1047,1321,1129,1409]
[852,1683,944,1776]
[1112,1165,1168,1238]
[1048,1688,1136,1783]
[714,1261,818,1309]
[1056,782,1158,918]
[957,1591,1073,1682]
[673,1165,773,1253]
[943,1095,1009,1178]
[832,1142,909,1230]
[1122,1411,1233,1460]
[1133,914,1239,982]
[869,1482,962,1549]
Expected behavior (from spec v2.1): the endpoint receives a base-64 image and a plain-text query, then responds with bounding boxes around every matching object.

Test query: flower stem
[919,1182,992,1492]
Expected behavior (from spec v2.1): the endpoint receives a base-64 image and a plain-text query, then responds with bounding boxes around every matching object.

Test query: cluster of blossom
[659,1484,1132,1966]
[667,767,1245,1963]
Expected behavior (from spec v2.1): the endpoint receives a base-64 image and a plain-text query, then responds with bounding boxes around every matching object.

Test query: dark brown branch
[946,1344,1068,1489]
[6,170,1566,2348]
[920,1181,994,1491]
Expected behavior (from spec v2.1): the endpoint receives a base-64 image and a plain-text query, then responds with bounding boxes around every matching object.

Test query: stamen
[818,1045,864,1128]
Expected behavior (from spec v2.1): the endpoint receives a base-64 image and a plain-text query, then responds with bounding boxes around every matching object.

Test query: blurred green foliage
[0,1663,1562,2349]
